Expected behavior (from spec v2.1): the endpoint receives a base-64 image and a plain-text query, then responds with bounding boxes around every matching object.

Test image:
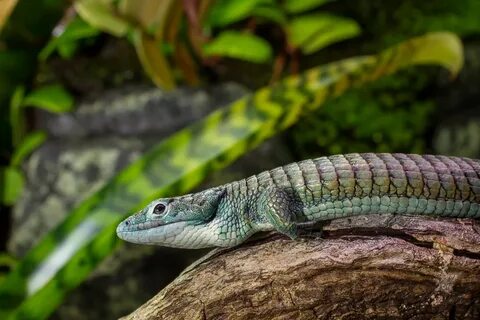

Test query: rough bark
[122,215,480,320]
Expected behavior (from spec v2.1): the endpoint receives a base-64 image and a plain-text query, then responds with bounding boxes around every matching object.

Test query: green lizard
[116,153,480,248]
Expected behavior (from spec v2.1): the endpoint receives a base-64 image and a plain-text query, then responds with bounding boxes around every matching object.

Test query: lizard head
[116,187,226,248]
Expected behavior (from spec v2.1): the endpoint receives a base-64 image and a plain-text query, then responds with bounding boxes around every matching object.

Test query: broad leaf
[0,166,24,206]
[203,31,273,63]
[75,0,131,37]
[206,0,266,27]
[118,0,175,36]
[288,14,361,54]
[133,31,176,90]
[283,0,331,14]
[0,32,463,320]
[22,85,74,114]
[11,132,47,167]
[9,86,25,147]
[252,5,287,24]
[120,0,179,90]
[403,32,464,77]
[40,17,101,60]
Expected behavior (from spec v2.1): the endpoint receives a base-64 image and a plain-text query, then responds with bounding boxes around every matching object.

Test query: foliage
[206,0,267,27]
[0,0,70,208]
[287,13,360,54]
[10,132,47,167]
[0,253,18,285]
[132,29,176,90]
[2,131,46,205]
[291,70,436,156]
[22,85,74,114]
[350,0,480,48]
[1,82,72,207]
[75,0,132,37]
[0,0,75,208]
[283,0,331,14]
[288,0,480,159]
[203,31,273,63]
[73,0,361,89]
[0,167,23,206]
[40,17,101,60]
[0,32,463,320]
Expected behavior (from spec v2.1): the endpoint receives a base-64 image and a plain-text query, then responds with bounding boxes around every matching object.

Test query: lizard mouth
[117,218,164,233]
[116,215,191,234]
[116,220,190,244]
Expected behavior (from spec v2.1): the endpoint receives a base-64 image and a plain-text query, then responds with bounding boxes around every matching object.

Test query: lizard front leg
[256,186,299,240]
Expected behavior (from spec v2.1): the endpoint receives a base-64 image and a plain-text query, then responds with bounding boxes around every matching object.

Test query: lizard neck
[211,189,274,246]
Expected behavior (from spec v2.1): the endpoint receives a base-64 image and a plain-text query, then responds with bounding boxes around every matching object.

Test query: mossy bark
[122,215,480,320]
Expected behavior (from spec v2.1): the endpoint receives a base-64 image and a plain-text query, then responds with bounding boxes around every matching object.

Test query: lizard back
[225,153,480,221]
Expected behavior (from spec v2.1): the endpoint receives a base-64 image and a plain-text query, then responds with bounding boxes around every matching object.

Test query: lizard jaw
[117,218,239,248]
[116,220,191,246]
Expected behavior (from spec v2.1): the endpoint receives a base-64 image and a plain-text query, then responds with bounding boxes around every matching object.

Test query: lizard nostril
[125,220,130,226]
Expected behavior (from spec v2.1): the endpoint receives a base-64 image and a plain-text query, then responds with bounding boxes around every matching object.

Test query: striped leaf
[0,32,463,320]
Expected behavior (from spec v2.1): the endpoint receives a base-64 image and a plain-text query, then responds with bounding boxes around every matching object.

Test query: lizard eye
[153,203,167,215]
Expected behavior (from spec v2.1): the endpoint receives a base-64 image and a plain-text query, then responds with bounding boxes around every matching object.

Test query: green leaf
[283,0,331,14]
[397,32,464,77]
[203,31,273,63]
[9,86,25,147]
[22,85,74,114]
[0,32,463,320]
[133,31,176,90]
[288,14,361,54]
[0,253,17,270]
[40,17,101,60]
[0,166,24,206]
[75,0,132,37]
[252,5,287,24]
[0,253,18,286]
[206,0,266,27]
[11,132,47,167]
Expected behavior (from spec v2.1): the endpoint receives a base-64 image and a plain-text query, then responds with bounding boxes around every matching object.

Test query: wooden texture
[122,215,480,319]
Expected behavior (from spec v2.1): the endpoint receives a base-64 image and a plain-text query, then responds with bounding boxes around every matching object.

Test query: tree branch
[122,215,480,319]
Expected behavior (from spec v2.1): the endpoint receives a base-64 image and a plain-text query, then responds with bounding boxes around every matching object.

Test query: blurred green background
[1,0,480,319]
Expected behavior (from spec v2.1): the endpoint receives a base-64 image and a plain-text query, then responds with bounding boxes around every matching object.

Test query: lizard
[116,153,480,249]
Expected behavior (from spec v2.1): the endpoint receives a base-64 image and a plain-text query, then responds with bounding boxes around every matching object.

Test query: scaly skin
[117,153,480,248]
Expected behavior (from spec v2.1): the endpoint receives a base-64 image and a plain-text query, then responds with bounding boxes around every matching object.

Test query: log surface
[122,215,480,320]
